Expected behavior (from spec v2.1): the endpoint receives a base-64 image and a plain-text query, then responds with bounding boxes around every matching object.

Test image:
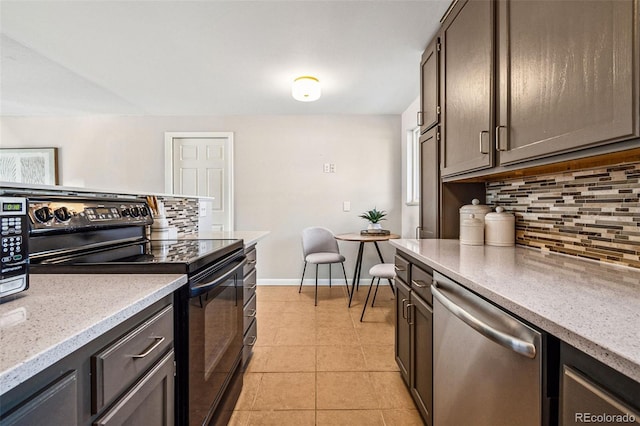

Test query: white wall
[400,96,420,238]
[1,115,401,283]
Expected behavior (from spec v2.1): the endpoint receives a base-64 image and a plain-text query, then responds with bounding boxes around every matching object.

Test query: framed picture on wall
[0,148,59,185]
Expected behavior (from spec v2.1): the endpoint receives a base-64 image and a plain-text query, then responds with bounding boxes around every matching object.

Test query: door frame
[164,131,234,230]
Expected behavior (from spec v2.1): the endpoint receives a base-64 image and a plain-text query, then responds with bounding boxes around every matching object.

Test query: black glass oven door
[188,269,243,425]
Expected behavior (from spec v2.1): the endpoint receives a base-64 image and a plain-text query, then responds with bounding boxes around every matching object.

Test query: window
[406,126,420,205]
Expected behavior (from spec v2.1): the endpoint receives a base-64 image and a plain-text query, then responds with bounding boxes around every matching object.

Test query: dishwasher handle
[431,283,537,359]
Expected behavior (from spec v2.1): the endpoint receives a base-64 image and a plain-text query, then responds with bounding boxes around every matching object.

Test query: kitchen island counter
[0,273,187,395]
[390,239,640,383]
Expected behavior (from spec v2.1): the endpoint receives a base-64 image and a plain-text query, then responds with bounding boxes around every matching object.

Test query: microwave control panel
[0,197,29,299]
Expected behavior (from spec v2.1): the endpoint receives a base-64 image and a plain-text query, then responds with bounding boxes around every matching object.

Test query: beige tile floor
[230,284,425,425]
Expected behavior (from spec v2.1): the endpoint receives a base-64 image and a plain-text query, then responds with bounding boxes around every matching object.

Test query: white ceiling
[0,1,450,116]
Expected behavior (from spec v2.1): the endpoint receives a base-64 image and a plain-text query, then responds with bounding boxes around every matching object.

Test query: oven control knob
[34,207,53,223]
[130,207,140,217]
[139,206,149,217]
[121,208,131,217]
[54,207,71,222]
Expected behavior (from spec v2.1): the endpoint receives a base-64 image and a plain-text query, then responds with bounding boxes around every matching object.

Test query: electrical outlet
[323,163,330,173]
[199,204,207,217]
[343,201,351,212]
[329,163,336,173]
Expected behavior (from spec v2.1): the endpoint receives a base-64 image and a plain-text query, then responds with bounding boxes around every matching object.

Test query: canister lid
[459,198,492,215]
[485,206,515,221]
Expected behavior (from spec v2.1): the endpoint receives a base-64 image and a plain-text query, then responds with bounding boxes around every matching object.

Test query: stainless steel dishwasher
[432,271,544,426]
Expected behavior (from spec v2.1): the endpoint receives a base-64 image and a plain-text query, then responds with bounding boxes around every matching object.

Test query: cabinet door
[440,0,495,177]
[497,0,639,165]
[93,350,174,426]
[0,371,78,426]
[410,294,433,426]
[420,37,440,133]
[395,279,411,386]
[419,127,440,239]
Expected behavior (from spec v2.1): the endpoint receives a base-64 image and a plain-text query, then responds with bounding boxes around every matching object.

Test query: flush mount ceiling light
[292,76,321,102]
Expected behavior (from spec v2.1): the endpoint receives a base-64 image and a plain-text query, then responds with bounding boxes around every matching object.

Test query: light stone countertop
[390,239,640,383]
[190,231,270,248]
[0,273,187,395]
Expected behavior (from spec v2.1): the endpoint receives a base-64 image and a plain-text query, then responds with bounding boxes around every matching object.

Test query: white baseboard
[257,278,355,286]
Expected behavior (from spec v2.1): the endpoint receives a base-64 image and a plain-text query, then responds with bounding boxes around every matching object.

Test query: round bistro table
[334,232,400,307]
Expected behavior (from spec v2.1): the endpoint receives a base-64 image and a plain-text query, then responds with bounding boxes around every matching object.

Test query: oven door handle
[190,256,247,298]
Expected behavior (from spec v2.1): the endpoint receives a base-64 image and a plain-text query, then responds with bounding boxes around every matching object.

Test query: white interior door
[165,132,233,231]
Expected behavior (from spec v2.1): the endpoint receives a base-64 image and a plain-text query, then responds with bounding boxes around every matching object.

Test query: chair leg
[371,277,382,307]
[299,262,307,293]
[329,264,332,288]
[315,264,319,306]
[360,276,376,322]
[341,263,350,298]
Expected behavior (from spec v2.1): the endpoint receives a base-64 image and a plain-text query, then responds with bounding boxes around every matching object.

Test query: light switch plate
[343,201,351,212]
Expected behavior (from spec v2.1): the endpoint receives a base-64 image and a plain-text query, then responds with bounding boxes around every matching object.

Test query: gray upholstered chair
[299,226,349,306]
[360,263,395,321]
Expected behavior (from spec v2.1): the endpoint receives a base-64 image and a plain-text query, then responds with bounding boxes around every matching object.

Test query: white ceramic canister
[459,199,491,242]
[460,213,484,246]
[484,206,515,246]
[459,199,492,226]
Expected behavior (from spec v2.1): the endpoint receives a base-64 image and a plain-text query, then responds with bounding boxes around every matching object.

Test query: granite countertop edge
[0,274,187,396]
[390,239,640,383]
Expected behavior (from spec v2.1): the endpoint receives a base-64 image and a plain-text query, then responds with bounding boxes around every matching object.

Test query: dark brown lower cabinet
[0,296,174,426]
[93,351,174,426]
[0,371,79,426]
[395,253,433,426]
[410,293,433,425]
[395,279,411,385]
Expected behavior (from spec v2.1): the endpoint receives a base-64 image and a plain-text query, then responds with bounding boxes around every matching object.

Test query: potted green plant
[359,207,387,230]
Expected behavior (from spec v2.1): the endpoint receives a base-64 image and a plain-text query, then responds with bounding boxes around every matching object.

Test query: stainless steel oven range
[19,193,245,426]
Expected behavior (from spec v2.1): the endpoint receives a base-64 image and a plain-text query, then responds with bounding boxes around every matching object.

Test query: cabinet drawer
[243,317,258,368]
[394,254,410,284]
[411,264,433,306]
[93,350,174,426]
[243,268,257,303]
[92,305,174,413]
[244,247,257,277]
[243,293,257,335]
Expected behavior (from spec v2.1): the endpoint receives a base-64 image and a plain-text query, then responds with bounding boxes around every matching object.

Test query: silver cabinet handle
[495,125,507,151]
[412,279,429,289]
[431,283,536,359]
[406,303,413,325]
[417,111,424,127]
[131,336,165,359]
[247,283,257,290]
[415,226,422,239]
[246,309,257,318]
[401,298,409,319]
[394,265,405,272]
[248,260,257,265]
[479,130,489,154]
[246,336,257,346]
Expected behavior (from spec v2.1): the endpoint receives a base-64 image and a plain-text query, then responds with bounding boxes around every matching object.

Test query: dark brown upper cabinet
[496,0,640,165]
[419,126,440,239]
[418,37,440,134]
[439,0,495,178]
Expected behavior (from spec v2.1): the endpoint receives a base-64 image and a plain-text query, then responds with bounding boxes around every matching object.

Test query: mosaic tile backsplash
[486,162,640,269]
[157,196,198,236]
